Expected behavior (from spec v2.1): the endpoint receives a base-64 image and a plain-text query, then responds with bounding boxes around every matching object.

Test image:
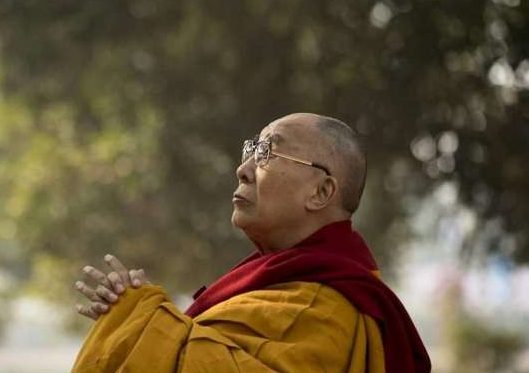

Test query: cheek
[256,171,305,212]
[257,170,287,198]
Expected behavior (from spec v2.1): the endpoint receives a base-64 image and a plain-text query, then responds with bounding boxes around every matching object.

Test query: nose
[236,158,256,184]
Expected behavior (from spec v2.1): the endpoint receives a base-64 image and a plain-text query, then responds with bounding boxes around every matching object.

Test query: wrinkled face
[232,116,325,237]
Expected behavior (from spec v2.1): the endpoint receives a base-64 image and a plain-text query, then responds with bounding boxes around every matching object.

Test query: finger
[95,284,119,303]
[104,254,130,286]
[82,265,112,289]
[129,269,148,288]
[129,269,139,288]
[75,281,103,302]
[90,301,110,314]
[138,268,151,284]
[76,303,99,321]
[107,271,126,294]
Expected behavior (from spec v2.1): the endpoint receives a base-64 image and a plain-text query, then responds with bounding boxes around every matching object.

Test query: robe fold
[73,220,430,372]
[72,282,385,372]
[186,220,430,372]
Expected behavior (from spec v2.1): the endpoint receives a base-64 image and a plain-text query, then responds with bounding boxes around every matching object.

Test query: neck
[246,215,351,253]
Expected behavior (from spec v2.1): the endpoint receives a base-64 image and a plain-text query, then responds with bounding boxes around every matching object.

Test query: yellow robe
[72,282,385,372]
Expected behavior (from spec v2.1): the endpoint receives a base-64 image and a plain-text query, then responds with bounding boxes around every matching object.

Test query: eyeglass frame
[241,137,331,176]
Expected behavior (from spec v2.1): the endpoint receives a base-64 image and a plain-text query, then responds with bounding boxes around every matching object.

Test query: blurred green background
[0,0,528,372]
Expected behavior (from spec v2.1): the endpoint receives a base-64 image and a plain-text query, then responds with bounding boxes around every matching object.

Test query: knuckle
[97,286,116,301]
[107,271,120,282]
[95,303,108,313]
[86,311,97,319]
[96,284,107,293]
[77,304,96,319]
[87,291,98,300]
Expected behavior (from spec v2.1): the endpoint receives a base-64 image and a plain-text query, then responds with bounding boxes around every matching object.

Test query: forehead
[259,117,320,150]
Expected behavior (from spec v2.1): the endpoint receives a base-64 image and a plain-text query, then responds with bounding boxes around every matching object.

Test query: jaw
[231,205,256,230]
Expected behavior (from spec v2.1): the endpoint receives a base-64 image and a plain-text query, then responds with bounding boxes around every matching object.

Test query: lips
[232,192,251,203]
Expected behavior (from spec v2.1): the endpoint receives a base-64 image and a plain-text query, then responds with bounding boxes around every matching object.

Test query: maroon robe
[186,220,431,373]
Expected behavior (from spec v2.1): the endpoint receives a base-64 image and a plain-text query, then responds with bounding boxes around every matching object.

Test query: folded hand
[74,254,149,320]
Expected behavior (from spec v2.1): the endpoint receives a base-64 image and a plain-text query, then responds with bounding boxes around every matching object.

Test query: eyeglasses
[241,138,331,176]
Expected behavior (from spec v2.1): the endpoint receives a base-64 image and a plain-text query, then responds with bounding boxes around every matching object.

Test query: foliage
[453,315,525,372]
[0,0,527,311]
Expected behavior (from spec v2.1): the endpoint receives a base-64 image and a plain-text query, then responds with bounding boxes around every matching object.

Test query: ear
[306,176,338,211]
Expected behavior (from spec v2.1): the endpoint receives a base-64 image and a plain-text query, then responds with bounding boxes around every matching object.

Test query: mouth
[232,193,251,204]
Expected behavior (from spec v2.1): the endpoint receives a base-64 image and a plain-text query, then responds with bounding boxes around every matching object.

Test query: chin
[231,209,256,230]
[231,210,247,229]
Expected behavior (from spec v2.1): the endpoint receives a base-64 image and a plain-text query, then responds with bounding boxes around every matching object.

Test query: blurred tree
[453,315,525,372]
[0,0,527,316]
[439,272,526,373]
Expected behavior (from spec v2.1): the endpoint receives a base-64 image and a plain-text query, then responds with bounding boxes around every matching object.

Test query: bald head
[234,113,366,251]
[269,113,367,215]
[313,115,367,214]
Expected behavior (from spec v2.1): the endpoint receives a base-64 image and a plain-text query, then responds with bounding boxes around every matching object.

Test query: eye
[243,141,255,152]
[241,140,257,162]
[255,142,269,156]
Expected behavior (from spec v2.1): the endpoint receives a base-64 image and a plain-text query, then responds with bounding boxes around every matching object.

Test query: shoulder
[195,281,359,341]
[192,282,384,372]
[195,282,366,371]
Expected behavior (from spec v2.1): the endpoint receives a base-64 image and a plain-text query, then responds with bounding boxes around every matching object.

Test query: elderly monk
[72,113,431,372]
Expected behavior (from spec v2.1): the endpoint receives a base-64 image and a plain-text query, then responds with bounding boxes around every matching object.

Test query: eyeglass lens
[241,139,271,166]
[242,140,254,163]
[254,142,270,166]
